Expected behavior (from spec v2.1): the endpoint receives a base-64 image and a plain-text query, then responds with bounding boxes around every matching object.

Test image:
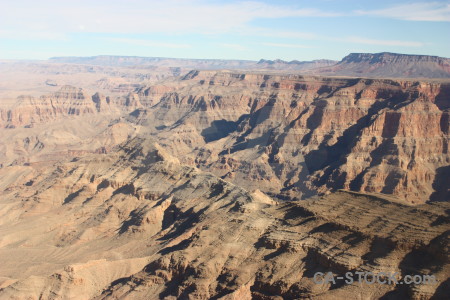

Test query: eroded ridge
[0,136,448,299]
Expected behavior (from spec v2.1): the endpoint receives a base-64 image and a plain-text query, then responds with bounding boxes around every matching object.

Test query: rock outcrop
[0,64,449,299]
[0,86,98,128]
[1,72,448,203]
[0,136,448,299]
[122,72,449,204]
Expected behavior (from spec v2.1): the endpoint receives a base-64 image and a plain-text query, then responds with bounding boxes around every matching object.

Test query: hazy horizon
[3,51,450,64]
[1,0,450,61]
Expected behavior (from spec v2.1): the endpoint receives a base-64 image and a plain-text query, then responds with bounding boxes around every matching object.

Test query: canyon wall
[128,72,450,203]
[0,69,449,299]
[1,72,448,203]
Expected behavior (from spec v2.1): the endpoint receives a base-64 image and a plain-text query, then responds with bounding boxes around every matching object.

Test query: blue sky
[1,0,449,61]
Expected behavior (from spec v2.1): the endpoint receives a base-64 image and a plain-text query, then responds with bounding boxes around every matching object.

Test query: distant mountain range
[256,58,337,70]
[49,56,256,69]
[49,52,450,78]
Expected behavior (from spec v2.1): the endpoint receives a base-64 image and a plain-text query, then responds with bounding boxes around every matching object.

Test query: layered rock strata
[0,137,447,299]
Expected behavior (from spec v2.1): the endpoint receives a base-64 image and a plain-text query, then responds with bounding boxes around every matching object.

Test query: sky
[0,0,449,61]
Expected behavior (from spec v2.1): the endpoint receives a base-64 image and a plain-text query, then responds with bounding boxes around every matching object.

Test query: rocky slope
[0,66,449,299]
[120,71,449,204]
[1,72,448,203]
[0,86,100,128]
[0,137,448,299]
[0,85,141,168]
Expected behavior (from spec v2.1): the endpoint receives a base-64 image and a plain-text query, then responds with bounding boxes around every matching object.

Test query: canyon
[0,53,449,299]
[1,71,448,203]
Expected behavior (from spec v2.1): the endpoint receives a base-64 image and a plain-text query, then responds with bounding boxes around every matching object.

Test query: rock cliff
[124,72,449,204]
[0,86,99,128]
[0,65,449,299]
[2,72,448,203]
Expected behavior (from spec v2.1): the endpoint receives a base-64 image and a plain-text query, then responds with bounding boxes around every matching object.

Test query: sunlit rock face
[0,58,449,299]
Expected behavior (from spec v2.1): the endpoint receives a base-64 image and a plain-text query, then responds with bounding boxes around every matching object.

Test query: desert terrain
[0,53,449,299]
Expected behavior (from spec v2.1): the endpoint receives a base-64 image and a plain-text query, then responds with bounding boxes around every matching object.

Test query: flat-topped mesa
[319,52,450,78]
[342,52,450,65]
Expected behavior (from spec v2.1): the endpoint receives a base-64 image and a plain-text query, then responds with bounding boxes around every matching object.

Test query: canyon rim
[1,1,450,299]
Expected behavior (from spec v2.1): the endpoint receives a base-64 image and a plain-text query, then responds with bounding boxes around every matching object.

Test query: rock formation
[0,137,448,299]
[0,55,449,299]
[1,72,448,203]
[0,86,98,128]
[117,72,449,204]
[314,52,450,78]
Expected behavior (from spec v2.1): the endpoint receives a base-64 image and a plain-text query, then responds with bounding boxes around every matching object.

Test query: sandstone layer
[0,136,448,299]
[0,64,449,299]
[124,72,449,204]
[1,72,449,203]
